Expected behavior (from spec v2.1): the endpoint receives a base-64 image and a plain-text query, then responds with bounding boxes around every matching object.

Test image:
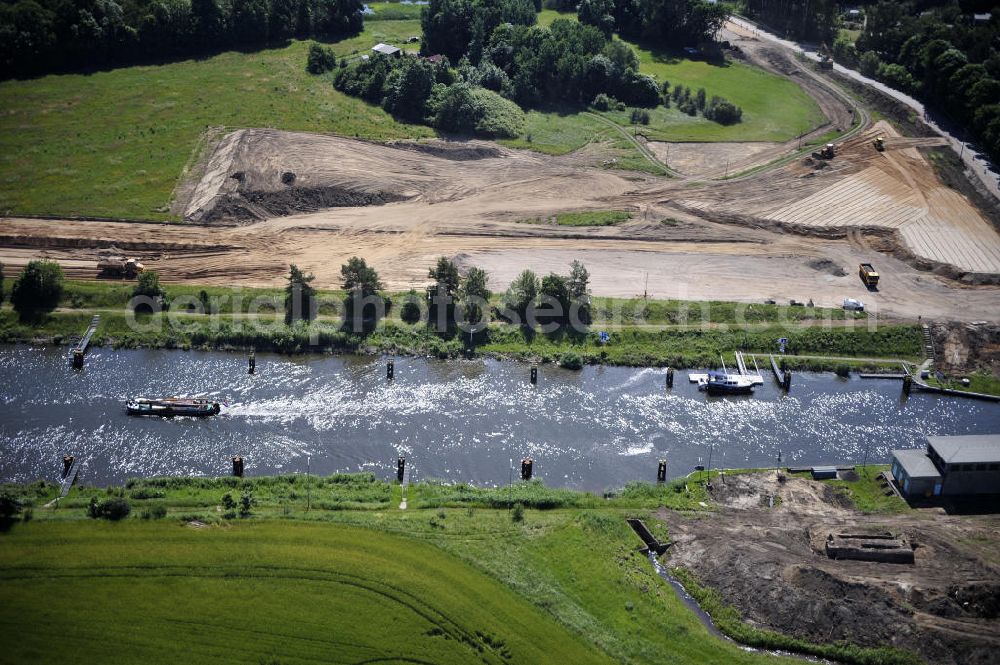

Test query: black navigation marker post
[232,456,244,477]
[387,360,395,381]
[665,368,674,389]
[397,456,406,483]
[657,459,667,483]
[530,366,538,385]
[248,351,256,375]
[520,458,534,481]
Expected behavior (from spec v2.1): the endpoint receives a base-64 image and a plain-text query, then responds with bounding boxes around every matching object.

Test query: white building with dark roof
[891,434,1000,497]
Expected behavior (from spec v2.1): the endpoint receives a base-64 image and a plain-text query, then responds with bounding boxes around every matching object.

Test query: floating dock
[768,354,792,391]
[734,351,764,385]
[59,458,81,498]
[71,315,100,368]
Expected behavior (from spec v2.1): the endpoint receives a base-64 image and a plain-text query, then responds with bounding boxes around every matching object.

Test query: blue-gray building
[890,434,1000,498]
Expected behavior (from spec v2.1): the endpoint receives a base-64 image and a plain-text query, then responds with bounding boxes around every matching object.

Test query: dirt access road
[3,123,997,321]
[1,33,998,322]
[664,473,1000,665]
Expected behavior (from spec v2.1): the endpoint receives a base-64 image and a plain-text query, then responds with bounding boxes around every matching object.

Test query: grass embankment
[0,471,917,665]
[0,9,825,219]
[0,280,921,369]
[922,372,1000,397]
[790,465,909,514]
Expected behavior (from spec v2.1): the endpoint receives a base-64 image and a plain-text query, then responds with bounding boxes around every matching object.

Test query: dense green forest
[742,0,838,42]
[835,2,999,160]
[0,0,364,76]
[320,0,740,137]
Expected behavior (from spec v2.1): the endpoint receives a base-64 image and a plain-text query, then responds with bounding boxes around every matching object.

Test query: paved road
[727,17,1000,203]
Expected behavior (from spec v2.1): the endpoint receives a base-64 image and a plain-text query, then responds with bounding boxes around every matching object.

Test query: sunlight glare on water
[0,347,997,491]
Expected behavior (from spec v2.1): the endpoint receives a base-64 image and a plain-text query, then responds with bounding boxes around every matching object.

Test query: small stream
[646,552,836,664]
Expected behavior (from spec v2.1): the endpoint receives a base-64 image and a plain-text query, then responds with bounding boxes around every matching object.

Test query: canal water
[1,346,997,490]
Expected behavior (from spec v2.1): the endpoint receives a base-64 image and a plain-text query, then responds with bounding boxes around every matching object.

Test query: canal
[1,346,997,490]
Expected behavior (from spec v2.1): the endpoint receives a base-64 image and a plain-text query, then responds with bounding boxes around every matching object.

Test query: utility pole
[706,443,714,486]
[508,458,513,514]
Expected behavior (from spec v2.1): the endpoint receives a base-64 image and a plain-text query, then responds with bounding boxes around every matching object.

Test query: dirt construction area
[663,473,1000,665]
[1,26,999,322]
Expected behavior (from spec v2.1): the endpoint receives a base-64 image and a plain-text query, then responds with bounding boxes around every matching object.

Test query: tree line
[0,0,364,77]
[835,2,999,161]
[742,1,999,162]
[285,256,593,334]
[575,0,728,45]
[742,0,838,43]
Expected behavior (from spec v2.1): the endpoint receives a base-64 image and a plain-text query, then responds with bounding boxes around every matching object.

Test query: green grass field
[0,468,919,665]
[0,24,430,221]
[0,9,825,220]
[0,520,614,665]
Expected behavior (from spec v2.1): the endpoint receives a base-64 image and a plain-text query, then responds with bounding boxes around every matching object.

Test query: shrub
[222,492,237,511]
[239,490,255,517]
[629,108,650,124]
[10,260,63,320]
[429,83,525,138]
[132,271,167,313]
[0,490,23,519]
[592,92,614,111]
[88,497,131,521]
[306,42,337,74]
[559,351,584,370]
[511,502,525,522]
[141,504,168,520]
[400,290,422,324]
[704,96,742,125]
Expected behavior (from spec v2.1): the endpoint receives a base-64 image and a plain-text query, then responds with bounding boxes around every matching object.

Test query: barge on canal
[126,398,221,417]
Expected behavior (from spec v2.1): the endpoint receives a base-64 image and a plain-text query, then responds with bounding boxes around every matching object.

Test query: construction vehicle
[98,256,145,279]
[812,143,835,160]
[873,136,885,152]
[859,263,879,289]
[818,42,834,70]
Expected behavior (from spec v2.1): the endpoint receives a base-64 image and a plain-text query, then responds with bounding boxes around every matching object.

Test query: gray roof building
[891,434,1000,498]
[372,43,402,57]
[928,435,1000,465]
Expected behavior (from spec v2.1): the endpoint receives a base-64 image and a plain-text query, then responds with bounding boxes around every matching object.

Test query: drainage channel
[628,520,837,664]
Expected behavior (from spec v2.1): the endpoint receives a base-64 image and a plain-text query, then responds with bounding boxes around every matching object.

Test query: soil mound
[389,141,504,161]
[807,258,847,276]
[203,185,408,223]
